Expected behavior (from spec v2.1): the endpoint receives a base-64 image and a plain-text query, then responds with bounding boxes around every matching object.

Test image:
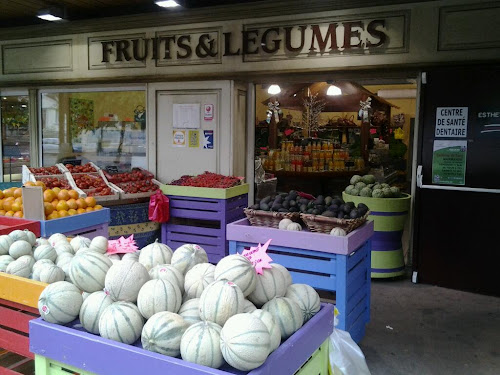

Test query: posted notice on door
[435,107,468,137]
[432,140,467,185]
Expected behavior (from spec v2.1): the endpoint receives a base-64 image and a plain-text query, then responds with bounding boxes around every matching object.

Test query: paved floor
[359,278,500,375]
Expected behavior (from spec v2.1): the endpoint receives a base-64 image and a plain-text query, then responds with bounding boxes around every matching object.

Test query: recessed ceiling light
[37,8,64,21]
[268,84,281,95]
[37,14,62,21]
[155,0,181,8]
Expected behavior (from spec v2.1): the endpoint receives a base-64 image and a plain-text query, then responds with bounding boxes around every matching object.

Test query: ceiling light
[37,14,62,21]
[268,84,281,95]
[155,0,180,7]
[37,7,64,21]
[327,84,342,96]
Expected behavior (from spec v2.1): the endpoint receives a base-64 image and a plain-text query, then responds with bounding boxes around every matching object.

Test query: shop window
[40,90,147,170]
[1,95,30,182]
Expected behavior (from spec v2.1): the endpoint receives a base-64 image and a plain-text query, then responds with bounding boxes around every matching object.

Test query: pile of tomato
[170,172,241,188]
[38,177,72,190]
[104,168,158,194]
[65,163,97,173]
[30,166,61,176]
[73,174,113,196]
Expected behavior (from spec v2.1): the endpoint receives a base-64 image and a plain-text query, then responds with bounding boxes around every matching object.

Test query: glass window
[41,90,147,170]
[1,95,30,181]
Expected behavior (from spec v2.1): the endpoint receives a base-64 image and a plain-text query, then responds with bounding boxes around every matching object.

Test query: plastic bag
[148,190,170,223]
[328,329,371,375]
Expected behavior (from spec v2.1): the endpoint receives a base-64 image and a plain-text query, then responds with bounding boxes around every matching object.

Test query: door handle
[416,165,500,194]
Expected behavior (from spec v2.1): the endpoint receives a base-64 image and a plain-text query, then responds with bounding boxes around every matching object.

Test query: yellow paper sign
[189,130,200,148]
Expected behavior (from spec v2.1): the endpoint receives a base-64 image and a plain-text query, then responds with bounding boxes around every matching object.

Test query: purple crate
[227,219,373,343]
[162,194,247,263]
[30,303,334,375]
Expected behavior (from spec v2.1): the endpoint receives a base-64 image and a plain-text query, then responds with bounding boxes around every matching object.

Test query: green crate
[295,339,329,375]
[161,183,249,199]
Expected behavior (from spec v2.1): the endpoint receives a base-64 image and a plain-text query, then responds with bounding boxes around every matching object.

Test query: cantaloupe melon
[247,265,287,307]
[38,281,83,324]
[48,233,67,247]
[178,298,201,325]
[0,235,14,255]
[17,255,35,270]
[99,302,144,344]
[199,280,244,326]
[141,311,188,357]
[220,313,271,371]
[242,299,257,313]
[35,238,50,247]
[184,263,215,300]
[262,297,303,340]
[149,264,184,293]
[79,291,113,334]
[104,260,150,302]
[9,229,29,243]
[139,240,173,271]
[251,309,281,352]
[39,264,65,284]
[70,236,91,252]
[270,263,292,288]
[32,259,54,281]
[285,283,320,323]
[34,244,57,262]
[54,242,75,256]
[6,260,31,278]
[0,254,14,272]
[214,254,256,297]
[9,240,32,259]
[171,244,208,274]
[121,251,140,262]
[69,251,112,293]
[23,230,37,246]
[137,279,182,319]
[89,236,108,254]
[180,321,224,369]
[56,253,73,268]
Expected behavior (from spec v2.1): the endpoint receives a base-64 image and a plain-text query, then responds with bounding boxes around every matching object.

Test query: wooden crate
[38,208,110,239]
[0,273,46,375]
[161,183,249,199]
[161,194,247,263]
[30,303,333,375]
[0,217,40,237]
[227,219,374,343]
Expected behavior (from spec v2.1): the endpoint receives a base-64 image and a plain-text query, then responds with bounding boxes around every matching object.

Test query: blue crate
[39,208,110,238]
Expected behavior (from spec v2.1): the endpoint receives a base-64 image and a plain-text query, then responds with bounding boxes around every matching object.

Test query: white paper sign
[173,103,201,129]
[435,107,468,137]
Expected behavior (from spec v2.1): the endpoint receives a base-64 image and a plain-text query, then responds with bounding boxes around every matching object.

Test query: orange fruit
[3,189,13,198]
[51,199,59,209]
[43,189,56,202]
[0,210,5,216]
[0,191,4,199]
[3,200,13,212]
[11,202,22,212]
[68,190,79,199]
[44,202,54,216]
[13,211,23,218]
[76,198,87,209]
[34,181,46,190]
[94,204,103,211]
[85,207,94,212]
[67,199,78,210]
[24,181,35,187]
[5,211,14,217]
[52,187,61,194]
[13,188,23,198]
[47,212,59,220]
[58,210,69,218]
[58,189,70,201]
[56,201,69,212]
[84,197,96,208]
[77,208,86,214]
[68,209,77,216]
[14,197,22,204]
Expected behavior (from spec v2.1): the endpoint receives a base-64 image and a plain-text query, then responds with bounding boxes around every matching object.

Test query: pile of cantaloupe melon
[2,231,321,372]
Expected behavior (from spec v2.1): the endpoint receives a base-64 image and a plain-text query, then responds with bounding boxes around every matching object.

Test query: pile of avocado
[345,174,402,198]
[250,190,368,219]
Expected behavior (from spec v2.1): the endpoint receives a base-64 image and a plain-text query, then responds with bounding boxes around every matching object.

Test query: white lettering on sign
[435,107,468,138]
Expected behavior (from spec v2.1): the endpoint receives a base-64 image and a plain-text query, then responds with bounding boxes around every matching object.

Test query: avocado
[332,198,344,206]
[308,201,315,209]
[358,206,368,216]
[262,196,271,204]
[282,201,290,209]
[344,202,355,210]
[329,204,339,211]
[312,209,320,215]
[280,192,288,198]
[325,196,333,206]
[315,205,325,213]
[349,209,359,219]
[278,208,289,213]
[339,204,345,212]
[289,207,299,212]
[357,203,368,211]
[337,212,345,219]
[321,211,335,217]
[274,195,283,203]
[300,204,308,212]
[260,203,270,211]
[271,203,282,211]
[250,204,260,210]
[307,208,314,214]
[289,200,297,207]
[299,199,309,206]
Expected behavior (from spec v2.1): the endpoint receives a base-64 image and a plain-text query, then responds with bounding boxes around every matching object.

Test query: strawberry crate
[227,219,374,343]
[161,186,248,263]
[0,273,47,375]
[29,303,333,375]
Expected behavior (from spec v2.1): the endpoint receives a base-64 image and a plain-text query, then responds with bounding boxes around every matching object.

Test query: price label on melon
[241,239,273,275]
[41,305,50,314]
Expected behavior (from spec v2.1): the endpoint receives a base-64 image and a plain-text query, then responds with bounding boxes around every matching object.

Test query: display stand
[227,219,373,343]
[30,304,333,375]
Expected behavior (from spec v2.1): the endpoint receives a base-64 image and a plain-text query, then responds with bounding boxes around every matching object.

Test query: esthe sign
[91,12,408,68]
[435,107,468,137]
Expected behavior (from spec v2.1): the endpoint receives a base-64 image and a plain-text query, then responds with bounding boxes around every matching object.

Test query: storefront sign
[94,13,408,67]
[477,110,500,136]
[435,107,468,137]
[432,140,467,185]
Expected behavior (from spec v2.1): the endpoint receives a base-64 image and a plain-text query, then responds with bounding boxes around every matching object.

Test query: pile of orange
[1,181,103,220]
